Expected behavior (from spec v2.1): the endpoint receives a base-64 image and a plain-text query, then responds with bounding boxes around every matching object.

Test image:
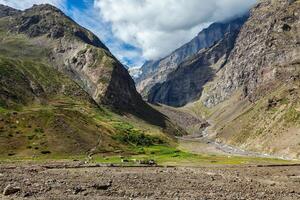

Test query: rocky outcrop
[147,25,241,107]
[202,0,300,107]
[135,16,248,99]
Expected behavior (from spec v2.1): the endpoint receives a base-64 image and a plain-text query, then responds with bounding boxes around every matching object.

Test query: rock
[73,186,86,195]
[282,23,292,31]
[23,191,33,198]
[139,159,157,166]
[3,184,21,196]
[91,181,112,190]
[267,98,280,109]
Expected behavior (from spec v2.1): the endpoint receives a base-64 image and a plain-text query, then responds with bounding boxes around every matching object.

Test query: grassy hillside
[0,17,178,159]
[0,53,174,158]
[186,78,300,159]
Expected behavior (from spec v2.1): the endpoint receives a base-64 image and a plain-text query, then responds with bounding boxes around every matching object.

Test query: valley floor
[0,162,300,199]
[0,104,299,200]
[153,104,280,159]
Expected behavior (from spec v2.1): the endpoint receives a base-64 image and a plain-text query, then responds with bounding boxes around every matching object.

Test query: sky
[0,0,257,68]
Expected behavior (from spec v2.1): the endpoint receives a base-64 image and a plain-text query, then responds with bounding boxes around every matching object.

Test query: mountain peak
[6,4,108,50]
[26,3,63,13]
[0,4,20,17]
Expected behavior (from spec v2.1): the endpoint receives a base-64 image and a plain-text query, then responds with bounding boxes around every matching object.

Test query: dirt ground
[0,162,300,200]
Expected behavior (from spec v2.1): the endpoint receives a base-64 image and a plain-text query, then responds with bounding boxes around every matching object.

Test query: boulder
[3,184,21,196]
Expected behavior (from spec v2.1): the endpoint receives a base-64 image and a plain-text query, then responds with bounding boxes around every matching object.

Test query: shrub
[34,128,44,133]
[112,122,164,146]
[113,132,164,146]
[41,150,51,154]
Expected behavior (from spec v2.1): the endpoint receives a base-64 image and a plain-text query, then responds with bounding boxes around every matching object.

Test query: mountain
[147,22,243,107]
[0,4,20,17]
[0,4,182,157]
[185,0,300,158]
[135,16,248,98]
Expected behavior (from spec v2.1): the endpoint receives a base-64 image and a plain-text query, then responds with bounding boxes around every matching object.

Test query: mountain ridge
[147,27,241,107]
[135,15,249,99]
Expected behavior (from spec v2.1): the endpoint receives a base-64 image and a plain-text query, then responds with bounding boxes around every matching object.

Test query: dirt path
[0,162,300,199]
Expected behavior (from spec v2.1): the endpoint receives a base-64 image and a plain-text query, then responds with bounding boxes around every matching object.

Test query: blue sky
[0,0,257,68]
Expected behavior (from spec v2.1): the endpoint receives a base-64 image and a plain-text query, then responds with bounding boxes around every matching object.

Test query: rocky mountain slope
[2,4,138,111]
[147,24,243,107]
[0,4,181,158]
[202,0,300,107]
[185,0,300,159]
[135,16,248,99]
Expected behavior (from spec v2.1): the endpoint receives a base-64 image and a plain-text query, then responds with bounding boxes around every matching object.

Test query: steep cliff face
[185,0,300,158]
[202,0,300,107]
[135,17,248,98]
[147,25,242,107]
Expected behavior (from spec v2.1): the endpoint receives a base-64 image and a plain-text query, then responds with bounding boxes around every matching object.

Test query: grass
[284,107,300,124]
[112,122,165,146]
[0,29,49,61]
[91,145,296,166]
[0,107,7,113]
[0,145,295,167]
[0,95,175,158]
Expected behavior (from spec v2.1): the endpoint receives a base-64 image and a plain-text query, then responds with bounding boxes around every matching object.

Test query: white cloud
[0,0,66,10]
[94,0,257,60]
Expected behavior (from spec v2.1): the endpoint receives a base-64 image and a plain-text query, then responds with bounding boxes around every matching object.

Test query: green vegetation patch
[92,145,294,166]
[0,107,7,113]
[112,122,165,146]
[284,107,300,124]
